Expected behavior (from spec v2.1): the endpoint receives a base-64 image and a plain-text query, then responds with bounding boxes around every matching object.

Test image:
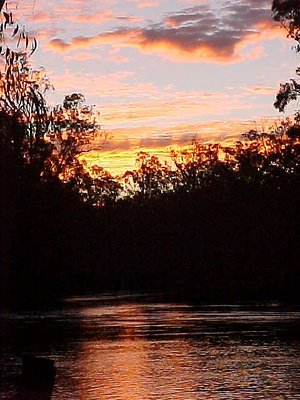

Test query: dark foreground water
[1,295,300,400]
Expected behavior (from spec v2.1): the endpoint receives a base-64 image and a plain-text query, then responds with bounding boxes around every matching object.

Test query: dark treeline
[1,1,300,306]
[2,126,300,306]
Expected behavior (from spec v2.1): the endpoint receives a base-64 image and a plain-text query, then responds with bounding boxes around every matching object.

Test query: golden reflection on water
[1,301,300,399]
[51,302,300,400]
[74,303,201,400]
[77,304,157,400]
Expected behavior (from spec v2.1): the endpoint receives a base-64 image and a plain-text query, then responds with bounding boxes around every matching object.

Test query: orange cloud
[47,1,283,63]
[108,55,129,64]
[243,85,277,95]
[49,38,71,51]
[127,0,160,8]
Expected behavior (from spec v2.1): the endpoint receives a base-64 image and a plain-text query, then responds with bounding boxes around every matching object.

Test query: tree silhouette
[272,0,300,45]
[44,93,101,182]
[0,5,107,305]
[272,0,300,138]
[0,9,104,191]
[65,161,121,207]
[170,140,223,192]
[123,151,172,199]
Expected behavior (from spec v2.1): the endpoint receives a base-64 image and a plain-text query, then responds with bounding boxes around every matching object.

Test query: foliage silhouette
[0,6,115,306]
[123,151,172,200]
[272,0,300,140]
[272,0,300,45]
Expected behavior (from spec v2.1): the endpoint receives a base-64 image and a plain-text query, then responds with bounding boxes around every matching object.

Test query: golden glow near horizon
[80,117,283,176]
[9,0,298,176]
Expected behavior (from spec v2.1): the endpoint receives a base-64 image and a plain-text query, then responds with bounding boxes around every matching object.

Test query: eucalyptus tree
[272,0,300,127]
[0,4,102,186]
[123,152,172,200]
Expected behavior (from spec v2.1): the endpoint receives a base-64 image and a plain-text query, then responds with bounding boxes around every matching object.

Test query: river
[1,294,300,399]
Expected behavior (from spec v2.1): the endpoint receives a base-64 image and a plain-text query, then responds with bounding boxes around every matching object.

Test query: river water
[1,295,300,399]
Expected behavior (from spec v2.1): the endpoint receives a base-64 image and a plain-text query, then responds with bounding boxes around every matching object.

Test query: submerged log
[18,355,56,400]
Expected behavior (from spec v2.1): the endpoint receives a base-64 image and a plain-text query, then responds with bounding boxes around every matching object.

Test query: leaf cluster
[272,1,300,112]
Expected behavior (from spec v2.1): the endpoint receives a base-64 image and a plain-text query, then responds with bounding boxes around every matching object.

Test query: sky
[7,0,300,175]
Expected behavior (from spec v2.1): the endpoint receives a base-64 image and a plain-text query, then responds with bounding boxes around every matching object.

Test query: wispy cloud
[127,0,160,9]
[49,68,253,128]
[243,85,277,95]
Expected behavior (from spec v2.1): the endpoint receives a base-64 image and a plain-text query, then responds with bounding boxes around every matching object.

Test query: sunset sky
[10,0,299,175]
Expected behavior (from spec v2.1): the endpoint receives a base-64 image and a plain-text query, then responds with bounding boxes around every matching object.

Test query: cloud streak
[49,68,254,129]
